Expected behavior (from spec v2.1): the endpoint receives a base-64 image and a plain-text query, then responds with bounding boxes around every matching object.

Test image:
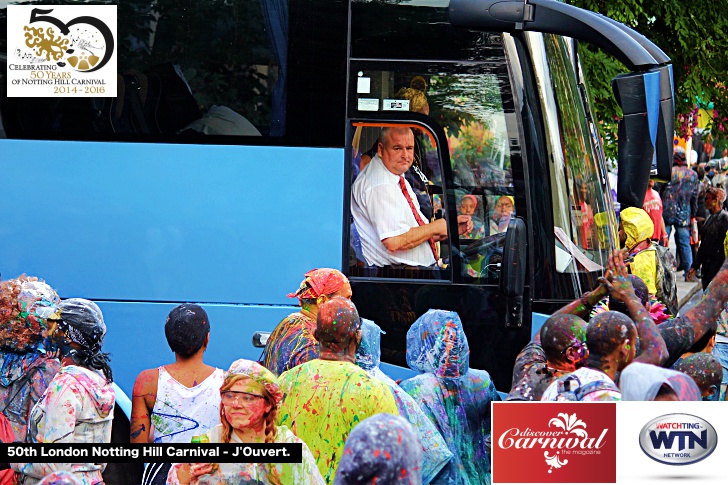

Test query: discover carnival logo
[6,5,117,97]
[639,413,717,465]
[492,403,616,483]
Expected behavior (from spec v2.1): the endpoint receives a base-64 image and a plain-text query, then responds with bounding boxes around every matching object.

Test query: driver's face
[379,129,415,176]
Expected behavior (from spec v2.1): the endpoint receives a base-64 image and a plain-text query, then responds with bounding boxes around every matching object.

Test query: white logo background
[6,5,117,97]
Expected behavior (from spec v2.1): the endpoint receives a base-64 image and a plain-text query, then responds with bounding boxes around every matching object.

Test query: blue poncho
[400,310,501,484]
[355,320,452,483]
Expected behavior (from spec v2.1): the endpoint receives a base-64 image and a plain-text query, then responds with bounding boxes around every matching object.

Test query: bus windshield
[528,32,618,295]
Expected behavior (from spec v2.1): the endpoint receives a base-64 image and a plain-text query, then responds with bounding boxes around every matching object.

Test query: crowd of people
[2,146,728,484]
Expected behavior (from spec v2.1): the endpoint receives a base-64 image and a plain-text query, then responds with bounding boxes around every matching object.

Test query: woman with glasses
[169,359,323,485]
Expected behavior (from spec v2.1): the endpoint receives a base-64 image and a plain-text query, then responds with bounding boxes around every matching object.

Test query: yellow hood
[621,207,654,249]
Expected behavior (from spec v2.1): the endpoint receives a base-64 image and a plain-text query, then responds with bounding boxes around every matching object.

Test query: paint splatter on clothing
[334,413,423,485]
[151,367,224,443]
[691,210,728,289]
[663,165,699,227]
[166,424,324,485]
[400,310,500,485]
[506,342,570,401]
[620,362,701,401]
[38,471,82,485]
[0,350,60,440]
[11,365,115,485]
[541,367,621,401]
[355,320,452,483]
[261,312,319,376]
[277,359,399,483]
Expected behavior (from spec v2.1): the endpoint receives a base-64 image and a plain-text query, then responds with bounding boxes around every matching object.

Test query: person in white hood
[12,298,115,485]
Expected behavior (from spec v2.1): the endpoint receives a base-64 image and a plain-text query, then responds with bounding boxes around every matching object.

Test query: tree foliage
[567,0,728,158]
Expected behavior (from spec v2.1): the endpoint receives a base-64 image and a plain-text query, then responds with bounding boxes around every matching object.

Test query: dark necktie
[399,175,438,260]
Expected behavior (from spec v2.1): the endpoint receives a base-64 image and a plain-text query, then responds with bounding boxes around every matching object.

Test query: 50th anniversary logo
[6,5,117,97]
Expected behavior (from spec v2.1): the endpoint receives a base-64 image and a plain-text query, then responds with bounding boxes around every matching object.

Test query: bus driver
[352,126,472,268]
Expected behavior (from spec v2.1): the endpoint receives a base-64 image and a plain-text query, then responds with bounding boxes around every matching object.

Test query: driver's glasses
[221,390,264,405]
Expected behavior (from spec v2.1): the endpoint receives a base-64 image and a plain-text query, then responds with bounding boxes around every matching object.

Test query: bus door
[344,56,531,390]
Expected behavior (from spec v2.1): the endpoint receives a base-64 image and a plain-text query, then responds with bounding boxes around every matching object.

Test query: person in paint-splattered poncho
[334,413,423,485]
[168,359,323,485]
[262,268,352,376]
[355,319,452,483]
[400,309,500,485]
[620,362,701,401]
[12,298,115,485]
[0,276,61,441]
[277,298,398,484]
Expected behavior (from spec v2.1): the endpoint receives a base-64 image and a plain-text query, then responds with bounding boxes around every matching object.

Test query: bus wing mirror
[500,217,527,328]
[252,331,270,348]
[612,68,672,208]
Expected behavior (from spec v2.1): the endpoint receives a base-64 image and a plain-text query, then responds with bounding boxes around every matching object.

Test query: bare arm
[130,368,158,443]
[602,250,668,365]
[382,218,448,252]
[681,256,728,341]
[553,284,609,318]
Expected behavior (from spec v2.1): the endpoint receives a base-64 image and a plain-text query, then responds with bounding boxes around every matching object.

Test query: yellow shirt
[277,359,398,483]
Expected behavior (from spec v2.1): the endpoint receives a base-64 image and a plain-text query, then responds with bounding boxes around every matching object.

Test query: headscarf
[406,309,469,379]
[0,276,60,351]
[620,362,701,401]
[286,268,349,304]
[461,194,478,209]
[226,359,282,406]
[38,472,82,485]
[56,298,113,382]
[334,413,423,485]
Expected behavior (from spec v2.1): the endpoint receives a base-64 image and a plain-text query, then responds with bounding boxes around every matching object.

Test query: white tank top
[150,366,225,443]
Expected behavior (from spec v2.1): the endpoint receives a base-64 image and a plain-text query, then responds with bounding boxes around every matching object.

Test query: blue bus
[1,0,672,436]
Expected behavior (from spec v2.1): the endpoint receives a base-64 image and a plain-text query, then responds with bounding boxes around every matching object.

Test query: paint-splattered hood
[621,207,654,249]
[60,365,115,418]
[406,309,469,379]
[355,319,383,371]
[620,362,701,401]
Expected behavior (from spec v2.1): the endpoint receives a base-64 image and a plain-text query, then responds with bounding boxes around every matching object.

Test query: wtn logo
[649,430,707,451]
[639,414,717,465]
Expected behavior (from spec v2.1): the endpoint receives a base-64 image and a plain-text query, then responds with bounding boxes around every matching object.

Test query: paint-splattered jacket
[400,310,501,485]
[261,312,319,376]
[277,359,399,483]
[11,365,115,485]
[0,350,60,441]
[662,165,699,227]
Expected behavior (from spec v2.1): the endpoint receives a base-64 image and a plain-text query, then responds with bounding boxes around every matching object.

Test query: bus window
[349,121,450,281]
[348,45,521,285]
[0,1,304,141]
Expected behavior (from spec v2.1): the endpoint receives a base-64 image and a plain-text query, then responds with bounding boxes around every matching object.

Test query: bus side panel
[97,301,294,395]
[0,141,345,305]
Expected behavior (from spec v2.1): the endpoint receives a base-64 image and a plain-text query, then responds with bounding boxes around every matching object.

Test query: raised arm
[680,256,728,342]
[601,250,667,365]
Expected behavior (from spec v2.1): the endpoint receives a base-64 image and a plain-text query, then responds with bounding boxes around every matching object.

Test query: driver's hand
[457,215,473,235]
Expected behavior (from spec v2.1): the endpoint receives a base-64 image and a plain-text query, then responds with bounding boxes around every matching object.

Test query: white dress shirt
[351,155,436,267]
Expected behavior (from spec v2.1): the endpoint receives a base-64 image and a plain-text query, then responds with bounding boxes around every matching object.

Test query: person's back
[0,277,61,441]
[131,304,223,485]
[277,298,398,483]
[261,268,351,376]
[400,309,500,485]
[663,162,699,227]
[355,319,452,484]
[131,304,223,445]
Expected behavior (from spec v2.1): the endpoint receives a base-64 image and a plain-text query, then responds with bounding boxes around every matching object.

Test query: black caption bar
[1,443,303,463]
